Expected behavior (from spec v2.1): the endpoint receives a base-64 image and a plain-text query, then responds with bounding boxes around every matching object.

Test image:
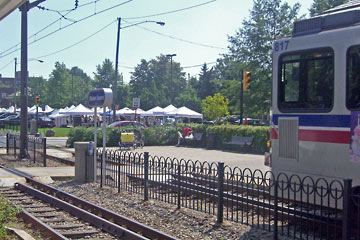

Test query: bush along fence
[6,133,47,166]
[67,124,270,154]
[96,149,360,240]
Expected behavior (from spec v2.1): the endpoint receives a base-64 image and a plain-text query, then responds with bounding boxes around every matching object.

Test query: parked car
[37,116,55,128]
[108,121,147,128]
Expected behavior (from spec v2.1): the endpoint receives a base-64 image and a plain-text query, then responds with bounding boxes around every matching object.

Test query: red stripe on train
[270,128,350,144]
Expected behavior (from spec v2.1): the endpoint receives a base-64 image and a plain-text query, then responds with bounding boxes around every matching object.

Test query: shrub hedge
[66,124,270,154]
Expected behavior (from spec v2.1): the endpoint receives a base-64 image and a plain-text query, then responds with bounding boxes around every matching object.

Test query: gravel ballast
[0,153,292,239]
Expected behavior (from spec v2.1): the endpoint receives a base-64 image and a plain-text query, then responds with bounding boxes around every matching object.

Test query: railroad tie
[58,230,99,238]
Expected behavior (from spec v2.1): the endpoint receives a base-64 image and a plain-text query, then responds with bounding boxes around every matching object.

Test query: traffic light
[243,71,251,91]
[35,96,40,107]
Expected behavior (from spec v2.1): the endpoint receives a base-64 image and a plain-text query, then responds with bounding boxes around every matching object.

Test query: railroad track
[0,166,177,240]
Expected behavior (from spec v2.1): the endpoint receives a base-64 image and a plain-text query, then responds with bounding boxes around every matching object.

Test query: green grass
[38,127,70,137]
[0,196,20,238]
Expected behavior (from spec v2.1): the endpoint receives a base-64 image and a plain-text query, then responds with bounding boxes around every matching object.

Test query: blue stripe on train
[272,114,350,128]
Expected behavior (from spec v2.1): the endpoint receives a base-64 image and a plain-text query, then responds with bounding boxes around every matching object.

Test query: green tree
[309,0,349,17]
[70,66,93,105]
[93,59,115,89]
[129,55,186,110]
[175,88,202,113]
[44,62,72,108]
[225,0,301,118]
[28,76,46,107]
[202,93,230,120]
[198,63,216,100]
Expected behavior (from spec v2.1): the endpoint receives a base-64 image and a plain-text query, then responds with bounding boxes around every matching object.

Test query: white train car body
[270,9,360,188]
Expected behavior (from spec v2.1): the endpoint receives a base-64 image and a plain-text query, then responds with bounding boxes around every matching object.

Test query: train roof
[293,0,360,37]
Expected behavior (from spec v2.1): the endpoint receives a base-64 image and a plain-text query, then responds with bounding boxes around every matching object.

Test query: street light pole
[112,18,165,122]
[19,0,45,159]
[113,17,121,123]
[166,54,176,103]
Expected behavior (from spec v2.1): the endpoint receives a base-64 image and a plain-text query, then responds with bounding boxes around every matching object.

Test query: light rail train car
[269,6,360,191]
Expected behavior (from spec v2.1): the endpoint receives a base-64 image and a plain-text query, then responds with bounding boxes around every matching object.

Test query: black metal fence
[96,149,360,240]
[6,133,47,166]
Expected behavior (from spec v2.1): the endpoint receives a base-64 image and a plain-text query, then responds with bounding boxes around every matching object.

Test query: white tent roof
[163,104,177,113]
[28,107,44,115]
[44,105,54,113]
[59,105,75,114]
[166,106,203,119]
[63,104,93,116]
[141,106,165,117]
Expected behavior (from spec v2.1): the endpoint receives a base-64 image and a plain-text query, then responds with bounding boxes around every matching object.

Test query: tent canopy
[142,106,165,117]
[62,104,93,116]
[166,106,203,119]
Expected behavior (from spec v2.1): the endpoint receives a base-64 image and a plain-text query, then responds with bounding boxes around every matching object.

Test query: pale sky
[0,0,312,83]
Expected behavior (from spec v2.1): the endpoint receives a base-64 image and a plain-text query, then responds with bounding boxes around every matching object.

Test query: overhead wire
[129,23,227,50]
[0,0,98,57]
[0,60,13,71]
[0,0,133,58]
[123,0,216,20]
[34,19,117,59]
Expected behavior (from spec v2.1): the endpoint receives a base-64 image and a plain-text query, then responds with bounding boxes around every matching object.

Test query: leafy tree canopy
[309,0,349,17]
[202,93,230,120]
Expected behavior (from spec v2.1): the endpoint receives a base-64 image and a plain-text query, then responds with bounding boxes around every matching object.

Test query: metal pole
[94,107,97,182]
[19,2,29,159]
[14,58,17,113]
[101,107,106,185]
[144,152,149,201]
[342,179,352,240]
[36,105,38,130]
[113,17,121,123]
[240,69,244,125]
[217,162,224,224]
[170,57,173,103]
[19,0,46,159]
[72,73,74,102]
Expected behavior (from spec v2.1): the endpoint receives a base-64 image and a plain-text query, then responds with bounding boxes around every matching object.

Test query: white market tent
[64,104,93,116]
[166,106,203,119]
[28,107,44,115]
[141,106,165,117]
[59,105,75,114]
[44,105,54,113]
[163,104,177,114]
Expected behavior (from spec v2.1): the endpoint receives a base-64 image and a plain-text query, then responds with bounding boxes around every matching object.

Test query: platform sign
[88,88,113,107]
[133,98,140,108]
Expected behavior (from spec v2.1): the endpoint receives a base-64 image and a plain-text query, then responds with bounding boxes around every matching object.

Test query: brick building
[0,72,20,108]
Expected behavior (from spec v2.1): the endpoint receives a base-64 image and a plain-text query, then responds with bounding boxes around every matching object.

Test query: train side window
[278,48,334,112]
[346,46,360,110]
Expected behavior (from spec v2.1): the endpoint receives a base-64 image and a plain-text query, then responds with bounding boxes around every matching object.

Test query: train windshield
[278,48,334,112]
[347,45,360,110]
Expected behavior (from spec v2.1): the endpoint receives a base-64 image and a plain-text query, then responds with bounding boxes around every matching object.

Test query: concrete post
[74,142,96,183]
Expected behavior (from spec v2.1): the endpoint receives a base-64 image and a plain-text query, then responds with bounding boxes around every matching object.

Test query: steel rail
[15,182,148,240]
[24,177,178,240]
[18,210,68,240]
[0,166,177,240]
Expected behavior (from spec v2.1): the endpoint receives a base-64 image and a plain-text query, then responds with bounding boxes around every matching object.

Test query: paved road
[0,134,268,172]
[131,146,269,172]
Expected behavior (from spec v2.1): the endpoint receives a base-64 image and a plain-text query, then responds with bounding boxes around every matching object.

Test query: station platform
[0,166,74,187]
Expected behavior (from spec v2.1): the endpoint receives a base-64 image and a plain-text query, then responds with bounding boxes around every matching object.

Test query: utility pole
[13,58,17,113]
[240,69,244,125]
[113,17,121,123]
[166,54,176,103]
[19,0,45,159]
